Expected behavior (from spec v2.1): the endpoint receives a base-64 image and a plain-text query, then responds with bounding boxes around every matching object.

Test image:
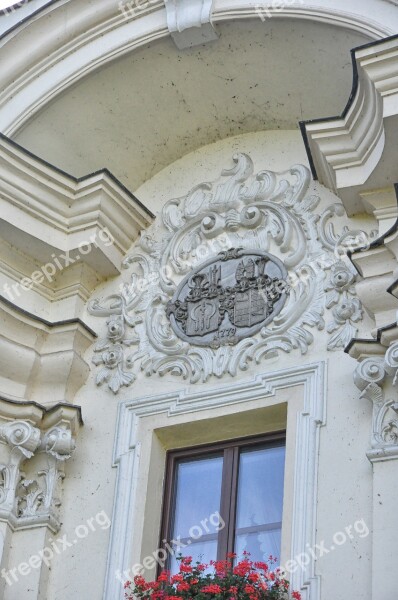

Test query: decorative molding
[90,154,373,392]
[352,341,398,462]
[165,0,218,49]
[0,135,153,253]
[350,186,398,333]
[0,1,392,137]
[214,4,393,40]
[301,34,398,214]
[301,37,398,336]
[0,295,96,406]
[0,400,82,532]
[103,361,326,600]
[0,135,154,322]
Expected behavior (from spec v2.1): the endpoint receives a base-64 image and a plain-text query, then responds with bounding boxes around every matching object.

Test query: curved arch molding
[0,0,395,136]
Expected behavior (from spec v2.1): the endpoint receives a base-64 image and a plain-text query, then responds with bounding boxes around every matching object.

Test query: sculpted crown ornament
[89,153,375,393]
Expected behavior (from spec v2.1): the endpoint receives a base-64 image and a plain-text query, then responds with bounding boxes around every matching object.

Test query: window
[160,433,285,571]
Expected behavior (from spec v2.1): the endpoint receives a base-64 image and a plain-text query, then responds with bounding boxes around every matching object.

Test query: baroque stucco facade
[0,1,398,599]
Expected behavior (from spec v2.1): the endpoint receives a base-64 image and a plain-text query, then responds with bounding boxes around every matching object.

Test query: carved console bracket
[0,398,82,533]
[349,337,398,462]
[165,0,218,49]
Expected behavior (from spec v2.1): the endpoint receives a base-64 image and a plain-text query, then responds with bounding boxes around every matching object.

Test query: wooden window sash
[159,431,286,570]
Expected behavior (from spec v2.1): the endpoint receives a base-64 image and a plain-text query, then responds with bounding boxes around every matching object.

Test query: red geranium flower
[124,553,301,600]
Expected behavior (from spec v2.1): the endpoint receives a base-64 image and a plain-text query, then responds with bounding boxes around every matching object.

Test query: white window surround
[103,361,326,600]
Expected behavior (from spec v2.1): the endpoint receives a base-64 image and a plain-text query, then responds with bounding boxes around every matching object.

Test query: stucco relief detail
[89,154,372,393]
[0,421,41,514]
[0,421,77,532]
[166,248,289,347]
[353,342,398,461]
[325,261,363,349]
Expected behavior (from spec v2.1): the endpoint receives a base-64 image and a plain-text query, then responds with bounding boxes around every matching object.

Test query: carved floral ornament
[89,154,376,393]
[353,343,398,461]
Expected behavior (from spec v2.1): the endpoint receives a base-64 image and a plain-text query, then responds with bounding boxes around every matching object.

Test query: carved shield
[167,248,288,347]
[186,298,219,336]
[234,289,268,328]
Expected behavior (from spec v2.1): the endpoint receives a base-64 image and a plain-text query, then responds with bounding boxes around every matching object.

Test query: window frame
[159,430,286,568]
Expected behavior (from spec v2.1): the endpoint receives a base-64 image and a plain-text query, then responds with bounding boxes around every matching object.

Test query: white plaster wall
[44,130,374,600]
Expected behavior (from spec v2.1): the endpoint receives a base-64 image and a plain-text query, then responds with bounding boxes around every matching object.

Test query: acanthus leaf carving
[17,479,44,518]
[0,417,78,532]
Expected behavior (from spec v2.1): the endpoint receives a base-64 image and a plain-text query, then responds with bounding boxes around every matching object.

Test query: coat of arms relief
[88,154,376,393]
[167,248,288,347]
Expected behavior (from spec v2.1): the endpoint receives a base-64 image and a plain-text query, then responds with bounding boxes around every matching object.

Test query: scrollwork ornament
[89,154,371,391]
[354,358,386,392]
[42,428,75,461]
[384,341,398,384]
[0,421,41,458]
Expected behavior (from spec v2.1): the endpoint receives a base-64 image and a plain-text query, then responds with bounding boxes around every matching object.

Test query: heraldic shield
[167,248,289,348]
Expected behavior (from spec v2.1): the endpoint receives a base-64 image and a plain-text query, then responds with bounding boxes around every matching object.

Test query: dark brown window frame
[159,431,286,569]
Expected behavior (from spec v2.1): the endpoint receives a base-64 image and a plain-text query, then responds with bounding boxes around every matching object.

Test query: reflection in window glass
[235,445,285,563]
[170,455,223,571]
[163,437,286,573]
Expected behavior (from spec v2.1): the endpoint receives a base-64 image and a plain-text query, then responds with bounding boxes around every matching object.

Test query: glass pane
[171,455,223,560]
[235,529,281,564]
[235,445,285,563]
[170,539,217,574]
